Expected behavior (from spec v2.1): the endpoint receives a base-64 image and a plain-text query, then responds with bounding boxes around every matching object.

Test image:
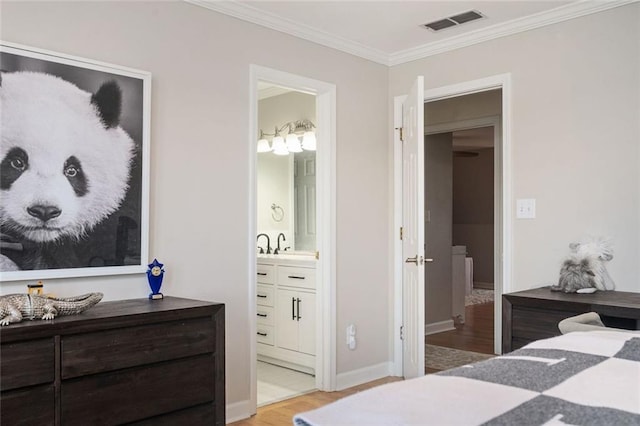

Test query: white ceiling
[187,0,633,65]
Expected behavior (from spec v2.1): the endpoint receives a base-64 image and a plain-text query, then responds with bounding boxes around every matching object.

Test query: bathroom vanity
[256,254,316,374]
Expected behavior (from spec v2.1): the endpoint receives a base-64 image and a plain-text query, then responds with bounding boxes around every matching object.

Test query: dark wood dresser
[0,297,225,426]
[502,287,640,353]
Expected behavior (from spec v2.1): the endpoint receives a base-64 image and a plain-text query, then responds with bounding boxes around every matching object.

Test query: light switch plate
[516,199,536,219]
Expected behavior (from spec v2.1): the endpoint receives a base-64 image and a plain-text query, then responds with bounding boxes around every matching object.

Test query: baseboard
[336,362,393,391]
[425,319,455,335]
[474,281,494,290]
[226,399,252,424]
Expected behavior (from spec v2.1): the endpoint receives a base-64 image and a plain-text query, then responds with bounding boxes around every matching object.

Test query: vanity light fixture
[257,119,316,155]
[257,130,271,153]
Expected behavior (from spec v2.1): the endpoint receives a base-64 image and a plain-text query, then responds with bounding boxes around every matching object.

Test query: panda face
[0,71,134,243]
[0,146,89,242]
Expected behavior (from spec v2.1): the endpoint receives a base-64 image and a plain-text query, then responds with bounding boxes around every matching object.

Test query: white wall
[390,3,640,293]
[0,1,390,412]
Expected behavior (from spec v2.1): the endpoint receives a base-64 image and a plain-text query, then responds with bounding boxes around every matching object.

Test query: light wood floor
[229,377,401,426]
[232,302,493,425]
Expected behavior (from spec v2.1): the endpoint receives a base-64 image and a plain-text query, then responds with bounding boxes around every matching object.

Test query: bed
[294,328,640,425]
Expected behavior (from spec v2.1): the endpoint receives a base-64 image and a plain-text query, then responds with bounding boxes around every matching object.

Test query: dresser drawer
[1,384,54,426]
[127,403,216,425]
[257,325,274,345]
[257,306,274,326]
[0,338,54,391]
[278,266,316,289]
[61,354,215,425]
[257,264,275,284]
[257,285,274,307]
[61,317,215,379]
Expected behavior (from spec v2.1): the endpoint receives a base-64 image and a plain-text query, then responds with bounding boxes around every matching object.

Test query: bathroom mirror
[257,83,316,254]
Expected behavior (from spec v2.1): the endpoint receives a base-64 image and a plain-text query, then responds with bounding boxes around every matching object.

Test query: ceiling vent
[423,10,484,32]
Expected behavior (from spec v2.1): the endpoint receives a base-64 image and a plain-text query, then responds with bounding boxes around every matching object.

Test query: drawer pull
[292,297,296,320]
[257,313,268,317]
[257,332,268,337]
[257,294,267,298]
[257,272,267,276]
[288,275,305,280]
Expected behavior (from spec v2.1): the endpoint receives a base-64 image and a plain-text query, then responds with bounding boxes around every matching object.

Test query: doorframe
[249,65,337,413]
[392,74,512,375]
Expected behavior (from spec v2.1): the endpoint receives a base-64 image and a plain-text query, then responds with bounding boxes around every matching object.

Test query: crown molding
[185,0,390,65]
[186,0,638,68]
[388,0,638,66]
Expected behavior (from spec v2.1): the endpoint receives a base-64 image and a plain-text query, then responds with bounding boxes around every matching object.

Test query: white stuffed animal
[551,237,615,293]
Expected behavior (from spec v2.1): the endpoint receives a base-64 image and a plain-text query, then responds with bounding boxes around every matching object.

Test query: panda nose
[27,205,62,222]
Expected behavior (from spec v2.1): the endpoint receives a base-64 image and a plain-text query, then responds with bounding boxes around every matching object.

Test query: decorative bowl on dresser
[0,297,225,426]
[502,287,640,353]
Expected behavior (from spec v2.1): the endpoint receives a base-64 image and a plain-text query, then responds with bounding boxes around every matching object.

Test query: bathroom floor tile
[257,361,315,407]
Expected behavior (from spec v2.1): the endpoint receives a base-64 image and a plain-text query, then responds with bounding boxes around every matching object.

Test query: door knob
[425,258,434,263]
[405,255,424,265]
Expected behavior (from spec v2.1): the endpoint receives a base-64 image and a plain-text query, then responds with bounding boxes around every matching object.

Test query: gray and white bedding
[294,330,640,425]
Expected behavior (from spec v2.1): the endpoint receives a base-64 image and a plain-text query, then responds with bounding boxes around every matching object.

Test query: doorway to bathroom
[249,65,337,414]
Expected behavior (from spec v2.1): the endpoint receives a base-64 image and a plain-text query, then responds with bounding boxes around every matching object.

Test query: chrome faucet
[274,233,286,254]
[257,233,271,254]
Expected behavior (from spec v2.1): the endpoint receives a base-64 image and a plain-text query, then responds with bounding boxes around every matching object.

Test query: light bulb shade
[257,138,271,152]
[272,136,288,155]
[286,134,302,153]
[302,131,317,151]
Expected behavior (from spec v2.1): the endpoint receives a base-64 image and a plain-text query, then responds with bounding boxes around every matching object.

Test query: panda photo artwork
[0,43,150,280]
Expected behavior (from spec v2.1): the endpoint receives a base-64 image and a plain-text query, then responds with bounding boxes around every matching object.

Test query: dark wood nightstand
[502,287,640,353]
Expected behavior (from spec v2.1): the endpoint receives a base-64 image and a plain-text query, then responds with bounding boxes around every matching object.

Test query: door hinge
[399,226,404,240]
[400,325,405,341]
[399,127,404,142]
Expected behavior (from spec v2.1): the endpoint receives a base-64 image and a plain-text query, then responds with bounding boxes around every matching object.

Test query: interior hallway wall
[425,133,453,325]
[453,147,495,287]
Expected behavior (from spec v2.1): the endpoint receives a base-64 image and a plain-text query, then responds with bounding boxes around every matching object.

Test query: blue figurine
[147,259,165,300]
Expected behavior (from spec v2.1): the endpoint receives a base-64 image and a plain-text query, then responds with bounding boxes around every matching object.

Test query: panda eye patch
[1,147,29,190]
[63,156,88,197]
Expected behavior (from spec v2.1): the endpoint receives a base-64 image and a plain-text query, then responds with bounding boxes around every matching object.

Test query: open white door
[401,76,425,379]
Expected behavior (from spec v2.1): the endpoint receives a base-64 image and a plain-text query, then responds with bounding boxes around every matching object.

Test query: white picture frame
[0,41,151,282]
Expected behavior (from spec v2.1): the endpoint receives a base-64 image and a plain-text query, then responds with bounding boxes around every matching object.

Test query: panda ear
[91,80,122,129]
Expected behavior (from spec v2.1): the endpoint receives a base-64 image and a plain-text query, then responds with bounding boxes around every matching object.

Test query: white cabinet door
[276,288,299,352]
[297,291,316,355]
[275,288,316,355]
